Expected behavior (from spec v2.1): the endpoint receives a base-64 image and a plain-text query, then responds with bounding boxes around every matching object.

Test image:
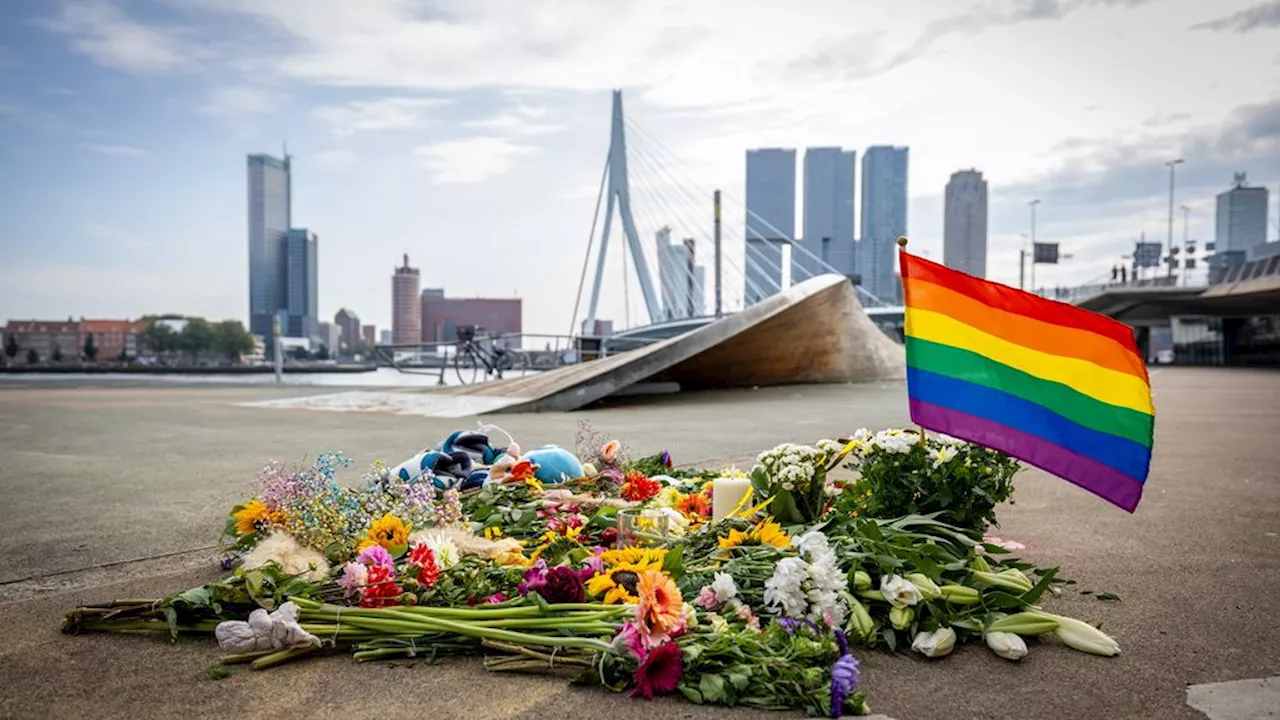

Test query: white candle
[712,476,753,522]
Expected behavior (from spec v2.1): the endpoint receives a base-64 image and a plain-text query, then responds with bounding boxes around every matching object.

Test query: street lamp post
[1029,199,1041,293]
[1180,204,1191,286]
[1166,158,1184,280]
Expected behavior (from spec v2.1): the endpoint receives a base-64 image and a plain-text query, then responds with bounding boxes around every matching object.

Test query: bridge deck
[414,273,905,413]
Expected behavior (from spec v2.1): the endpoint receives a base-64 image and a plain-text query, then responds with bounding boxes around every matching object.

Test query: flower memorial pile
[64,422,1122,717]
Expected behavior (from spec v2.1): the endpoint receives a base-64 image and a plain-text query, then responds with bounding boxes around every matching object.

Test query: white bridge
[570,90,903,344]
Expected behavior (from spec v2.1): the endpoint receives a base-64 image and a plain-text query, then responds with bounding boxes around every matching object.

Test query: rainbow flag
[899,248,1154,512]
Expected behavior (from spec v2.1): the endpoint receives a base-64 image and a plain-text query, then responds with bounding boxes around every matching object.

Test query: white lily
[880,574,923,608]
[911,627,957,658]
[984,631,1028,661]
[1031,611,1121,656]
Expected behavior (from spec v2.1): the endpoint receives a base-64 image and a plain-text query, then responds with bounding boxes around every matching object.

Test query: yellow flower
[586,562,647,604]
[525,476,544,494]
[233,500,272,536]
[363,513,411,551]
[484,526,504,541]
[752,519,791,548]
[718,518,791,551]
[600,547,667,570]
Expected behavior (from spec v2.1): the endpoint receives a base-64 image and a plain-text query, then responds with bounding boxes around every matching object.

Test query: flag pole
[896,236,925,446]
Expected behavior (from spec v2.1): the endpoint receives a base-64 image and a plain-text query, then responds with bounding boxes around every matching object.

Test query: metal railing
[373,331,669,384]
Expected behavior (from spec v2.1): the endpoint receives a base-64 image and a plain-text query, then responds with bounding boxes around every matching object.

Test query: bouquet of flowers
[65,425,1124,718]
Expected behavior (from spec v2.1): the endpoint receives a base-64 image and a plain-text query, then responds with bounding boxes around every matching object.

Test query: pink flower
[355,545,394,569]
[338,562,368,597]
[485,593,507,604]
[610,621,647,661]
[694,586,721,610]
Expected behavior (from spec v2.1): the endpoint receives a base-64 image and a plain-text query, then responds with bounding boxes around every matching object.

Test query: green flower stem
[250,647,319,670]
[219,650,278,665]
[296,603,612,653]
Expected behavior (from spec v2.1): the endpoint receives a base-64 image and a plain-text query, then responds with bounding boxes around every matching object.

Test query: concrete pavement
[0,368,1278,719]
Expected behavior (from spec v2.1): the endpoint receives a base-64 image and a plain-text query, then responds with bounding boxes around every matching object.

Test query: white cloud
[412,137,538,185]
[312,149,358,170]
[464,103,563,135]
[312,97,452,135]
[41,0,187,72]
[200,85,276,116]
[82,143,149,157]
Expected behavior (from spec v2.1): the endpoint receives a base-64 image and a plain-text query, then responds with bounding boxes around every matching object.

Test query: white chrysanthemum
[409,532,460,569]
[710,572,738,604]
[764,557,809,618]
[929,445,959,468]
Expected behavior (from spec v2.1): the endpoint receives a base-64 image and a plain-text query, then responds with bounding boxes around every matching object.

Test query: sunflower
[233,499,272,536]
[718,518,791,551]
[358,513,411,552]
[600,547,667,570]
[586,562,648,604]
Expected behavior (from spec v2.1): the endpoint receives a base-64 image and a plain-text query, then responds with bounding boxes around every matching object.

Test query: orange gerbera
[675,491,711,519]
[635,569,685,647]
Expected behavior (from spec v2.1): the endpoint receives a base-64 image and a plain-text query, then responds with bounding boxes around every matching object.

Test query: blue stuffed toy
[522,445,585,484]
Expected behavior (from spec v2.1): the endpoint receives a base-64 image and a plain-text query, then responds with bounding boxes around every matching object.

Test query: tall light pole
[1180,204,1191,286]
[1028,199,1041,293]
[1166,158,1184,280]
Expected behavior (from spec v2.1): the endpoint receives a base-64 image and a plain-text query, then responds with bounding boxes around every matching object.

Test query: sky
[1,0,1278,336]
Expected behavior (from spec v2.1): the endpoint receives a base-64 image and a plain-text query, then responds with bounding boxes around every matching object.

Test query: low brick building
[421,295,523,347]
[3,319,148,362]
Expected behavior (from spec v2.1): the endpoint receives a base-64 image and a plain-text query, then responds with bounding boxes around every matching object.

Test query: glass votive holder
[616,508,671,549]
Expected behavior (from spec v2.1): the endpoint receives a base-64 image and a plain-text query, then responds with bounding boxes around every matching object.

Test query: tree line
[3,316,256,364]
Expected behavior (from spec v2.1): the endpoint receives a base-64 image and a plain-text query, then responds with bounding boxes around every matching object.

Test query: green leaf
[1095,592,1122,602]
[699,673,727,704]
[679,684,705,704]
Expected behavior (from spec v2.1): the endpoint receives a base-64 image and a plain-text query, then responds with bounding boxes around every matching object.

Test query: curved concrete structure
[427,274,905,414]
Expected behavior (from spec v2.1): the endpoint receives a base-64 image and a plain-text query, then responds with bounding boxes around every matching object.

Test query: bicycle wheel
[454,348,481,385]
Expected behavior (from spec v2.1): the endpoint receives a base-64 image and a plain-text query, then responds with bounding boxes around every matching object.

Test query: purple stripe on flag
[910,398,1145,513]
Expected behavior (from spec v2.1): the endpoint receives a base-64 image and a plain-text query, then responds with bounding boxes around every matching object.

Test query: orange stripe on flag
[905,277,1149,380]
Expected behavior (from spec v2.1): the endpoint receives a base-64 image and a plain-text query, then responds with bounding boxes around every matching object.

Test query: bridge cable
[569,154,611,337]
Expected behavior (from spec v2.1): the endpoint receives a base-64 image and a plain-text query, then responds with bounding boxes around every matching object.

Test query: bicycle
[453,326,523,385]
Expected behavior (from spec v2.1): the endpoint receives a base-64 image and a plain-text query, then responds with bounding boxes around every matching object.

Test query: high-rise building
[317,321,340,355]
[284,228,318,339]
[943,169,989,279]
[334,308,361,351]
[745,149,796,305]
[655,228,706,320]
[247,154,292,339]
[859,146,909,302]
[799,147,856,281]
[1216,173,1270,254]
[361,324,376,347]
[379,329,393,345]
[392,254,421,345]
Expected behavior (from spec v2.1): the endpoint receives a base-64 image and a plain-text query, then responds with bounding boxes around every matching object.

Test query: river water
[0,366,539,388]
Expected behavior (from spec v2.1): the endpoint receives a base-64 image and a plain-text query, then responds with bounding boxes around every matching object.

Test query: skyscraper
[744,149,796,304]
[1216,173,1270,254]
[800,147,856,281]
[859,146,909,302]
[392,254,421,345]
[943,169,989,278]
[284,228,318,339]
[247,153,292,338]
[334,308,361,352]
[655,227,706,320]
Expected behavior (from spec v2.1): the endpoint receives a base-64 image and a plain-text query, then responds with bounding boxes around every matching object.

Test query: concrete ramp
[424,273,905,414]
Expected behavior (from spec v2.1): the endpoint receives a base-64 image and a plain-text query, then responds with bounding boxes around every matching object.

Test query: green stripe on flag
[906,337,1154,448]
